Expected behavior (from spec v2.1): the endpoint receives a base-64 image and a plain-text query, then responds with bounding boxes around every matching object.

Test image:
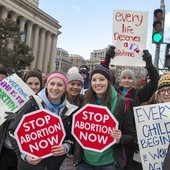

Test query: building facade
[0,0,61,74]
[56,48,73,73]
[70,54,87,68]
[87,48,107,71]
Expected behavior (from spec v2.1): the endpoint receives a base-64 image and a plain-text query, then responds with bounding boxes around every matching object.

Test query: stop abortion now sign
[14,109,66,158]
[72,104,118,152]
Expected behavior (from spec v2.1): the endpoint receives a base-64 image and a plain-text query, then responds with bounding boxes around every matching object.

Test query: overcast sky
[39,0,170,63]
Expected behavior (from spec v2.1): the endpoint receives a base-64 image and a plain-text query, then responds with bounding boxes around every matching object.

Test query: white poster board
[112,10,148,67]
[133,103,170,170]
[0,74,35,125]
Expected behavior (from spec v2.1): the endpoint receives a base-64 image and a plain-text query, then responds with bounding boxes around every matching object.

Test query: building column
[18,16,26,42]
[43,31,52,74]
[25,20,33,47]
[37,28,45,71]
[49,34,57,73]
[19,16,25,32]
[0,6,8,19]
[10,11,17,21]
[7,11,17,49]
[30,24,40,69]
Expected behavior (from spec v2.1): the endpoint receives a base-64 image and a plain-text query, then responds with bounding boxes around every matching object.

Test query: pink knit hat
[47,73,68,88]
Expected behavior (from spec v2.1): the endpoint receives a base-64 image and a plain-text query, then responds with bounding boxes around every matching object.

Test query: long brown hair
[84,82,112,109]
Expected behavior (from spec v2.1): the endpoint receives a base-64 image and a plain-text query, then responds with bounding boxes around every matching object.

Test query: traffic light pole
[153,0,165,69]
[154,44,161,68]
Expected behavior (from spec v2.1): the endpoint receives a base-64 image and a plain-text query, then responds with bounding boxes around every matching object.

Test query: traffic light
[152,9,165,44]
[164,44,170,68]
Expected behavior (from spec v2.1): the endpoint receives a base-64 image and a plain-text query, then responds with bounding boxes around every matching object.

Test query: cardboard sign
[111,10,148,66]
[133,103,170,170]
[72,104,118,152]
[14,109,66,158]
[0,74,35,125]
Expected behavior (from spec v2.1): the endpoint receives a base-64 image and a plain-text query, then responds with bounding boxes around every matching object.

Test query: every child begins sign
[133,103,170,170]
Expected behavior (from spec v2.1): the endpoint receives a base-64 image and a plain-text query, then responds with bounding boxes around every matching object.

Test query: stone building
[88,48,147,83]
[0,0,61,74]
[88,48,107,71]
[56,48,72,73]
[70,54,87,68]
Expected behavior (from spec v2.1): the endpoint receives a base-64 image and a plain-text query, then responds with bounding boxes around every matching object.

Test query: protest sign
[0,74,35,125]
[72,104,118,152]
[133,103,170,170]
[111,10,148,66]
[14,109,66,158]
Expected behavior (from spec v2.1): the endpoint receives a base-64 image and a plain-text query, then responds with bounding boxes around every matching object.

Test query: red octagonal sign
[72,104,118,152]
[15,109,66,158]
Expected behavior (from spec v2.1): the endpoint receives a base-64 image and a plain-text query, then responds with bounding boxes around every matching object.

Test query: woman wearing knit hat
[153,73,170,170]
[7,71,78,170]
[66,72,84,107]
[0,70,42,170]
[73,46,135,170]
[155,73,170,103]
[140,73,170,170]
[23,70,43,94]
[117,50,160,170]
[79,65,90,94]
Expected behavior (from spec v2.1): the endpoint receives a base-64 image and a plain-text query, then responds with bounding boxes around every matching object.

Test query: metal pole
[154,44,161,68]
[154,0,165,69]
[160,0,165,11]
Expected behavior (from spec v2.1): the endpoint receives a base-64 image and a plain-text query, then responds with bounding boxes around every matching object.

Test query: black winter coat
[163,146,170,170]
[8,95,78,157]
[117,66,160,170]
[73,95,135,170]
[0,121,9,153]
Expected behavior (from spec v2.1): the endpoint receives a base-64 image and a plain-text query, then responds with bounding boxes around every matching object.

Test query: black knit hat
[79,65,90,75]
[90,65,111,81]
[0,67,8,77]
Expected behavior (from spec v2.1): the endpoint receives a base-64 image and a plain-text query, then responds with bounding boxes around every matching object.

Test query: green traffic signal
[152,32,163,43]
[152,8,164,44]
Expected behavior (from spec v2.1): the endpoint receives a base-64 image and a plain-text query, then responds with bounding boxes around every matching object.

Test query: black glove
[142,50,154,68]
[5,111,17,122]
[132,140,139,153]
[105,45,115,61]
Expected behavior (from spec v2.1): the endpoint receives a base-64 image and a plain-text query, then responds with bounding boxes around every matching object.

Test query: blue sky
[39,0,170,62]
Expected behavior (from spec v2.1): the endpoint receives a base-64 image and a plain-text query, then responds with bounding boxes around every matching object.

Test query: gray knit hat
[120,69,135,80]
[67,72,84,85]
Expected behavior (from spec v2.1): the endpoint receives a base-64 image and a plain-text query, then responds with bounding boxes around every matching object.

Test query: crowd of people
[0,45,170,170]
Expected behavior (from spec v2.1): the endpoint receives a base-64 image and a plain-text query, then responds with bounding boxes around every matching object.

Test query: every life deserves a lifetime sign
[72,104,119,152]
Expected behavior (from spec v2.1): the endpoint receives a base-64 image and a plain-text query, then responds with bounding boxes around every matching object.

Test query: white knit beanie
[67,66,79,75]
[67,72,84,85]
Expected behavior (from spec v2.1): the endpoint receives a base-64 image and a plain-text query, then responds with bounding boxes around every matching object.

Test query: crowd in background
[0,45,170,170]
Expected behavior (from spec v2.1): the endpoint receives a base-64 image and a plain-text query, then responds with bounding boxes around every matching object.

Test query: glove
[132,140,139,153]
[105,45,116,61]
[142,50,154,68]
[5,111,17,122]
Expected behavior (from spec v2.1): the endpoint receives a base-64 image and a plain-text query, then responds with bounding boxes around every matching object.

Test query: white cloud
[72,6,81,14]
